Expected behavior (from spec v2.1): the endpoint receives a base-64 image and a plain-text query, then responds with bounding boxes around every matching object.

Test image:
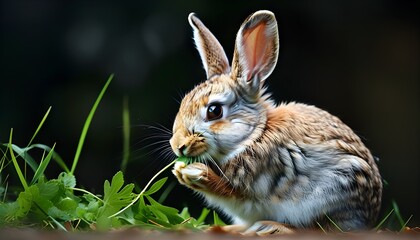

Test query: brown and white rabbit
[170,10,382,235]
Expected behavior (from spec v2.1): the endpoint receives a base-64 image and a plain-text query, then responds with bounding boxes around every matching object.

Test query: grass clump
[0,74,223,231]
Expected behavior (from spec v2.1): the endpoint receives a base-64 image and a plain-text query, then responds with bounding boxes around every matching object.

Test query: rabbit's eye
[206,104,223,121]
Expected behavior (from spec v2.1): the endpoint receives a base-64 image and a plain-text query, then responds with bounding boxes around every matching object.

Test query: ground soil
[0,228,419,240]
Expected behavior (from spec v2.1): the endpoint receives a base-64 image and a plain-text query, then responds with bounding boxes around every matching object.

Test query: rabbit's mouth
[170,130,207,157]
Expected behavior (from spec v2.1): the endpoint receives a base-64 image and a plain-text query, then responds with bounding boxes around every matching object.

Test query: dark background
[1,1,418,226]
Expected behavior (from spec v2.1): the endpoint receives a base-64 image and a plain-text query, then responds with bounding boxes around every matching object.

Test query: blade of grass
[325,213,343,233]
[157,181,176,203]
[1,147,7,172]
[27,106,52,147]
[196,208,210,224]
[5,144,38,172]
[316,221,327,234]
[30,144,69,173]
[121,96,130,173]
[33,201,67,231]
[399,214,413,232]
[71,187,103,202]
[70,74,114,175]
[392,200,405,227]
[213,211,226,226]
[30,143,56,185]
[2,182,8,202]
[375,209,394,231]
[6,143,69,173]
[8,129,28,190]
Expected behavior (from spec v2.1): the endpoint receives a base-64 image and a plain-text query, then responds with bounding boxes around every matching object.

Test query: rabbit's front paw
[172,161,212,191]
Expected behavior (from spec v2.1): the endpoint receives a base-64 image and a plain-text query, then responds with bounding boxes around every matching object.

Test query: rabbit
[170,10,382,235]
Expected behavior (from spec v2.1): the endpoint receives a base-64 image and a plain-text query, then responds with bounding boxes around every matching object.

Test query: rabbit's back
[267,102,374,162]
[211,102,382,230]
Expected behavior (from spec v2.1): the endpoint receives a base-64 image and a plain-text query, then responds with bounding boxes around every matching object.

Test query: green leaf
[97,214,113,230]
[148,205,168,222]
[145,196,178,216]
[136,195,148,219]
[143,177,167,196]
[108,160,177,219]
[0,201,20,223]
[57,197,78,213]
[47,205,72,221]
[145,195,183,224]
[37,180,61,201]
[76,199,99,222]
[17,185,39,217]
[99,171,135,221]
[147,215,173,228]
[176,156,191,164]
[58,172,76,189]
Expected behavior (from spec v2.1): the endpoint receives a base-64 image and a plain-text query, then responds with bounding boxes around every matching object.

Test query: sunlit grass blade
[121,96,130,173]
[196,208,210,225]
[399,214,413,232]
[27,106,52,147]
[375,209,394,231]
[316,221,327,234]
[5,144,38,173]
[31,143,56,185]
[30,144,69,173]
[70,74,114,175]
[71,187,103,202]
[213,211,226,226]
[325,213,343,233]
[8,129,28,190]
[1,147,8,172]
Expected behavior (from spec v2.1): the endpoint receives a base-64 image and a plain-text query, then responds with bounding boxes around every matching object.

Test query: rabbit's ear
[231,10,279,96]
[189,13,230,79]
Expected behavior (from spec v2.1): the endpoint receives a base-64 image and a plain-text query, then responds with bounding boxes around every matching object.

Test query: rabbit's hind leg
[209,221,294,236]
[243,221,294,236]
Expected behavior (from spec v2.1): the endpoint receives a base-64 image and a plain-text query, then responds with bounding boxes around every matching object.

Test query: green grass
[317,197,415,233]
[0,75,223,231]
[70,74,113,176]
[121,96,131,173]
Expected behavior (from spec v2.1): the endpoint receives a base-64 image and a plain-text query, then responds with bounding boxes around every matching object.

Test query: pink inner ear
[242,21,268,81]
